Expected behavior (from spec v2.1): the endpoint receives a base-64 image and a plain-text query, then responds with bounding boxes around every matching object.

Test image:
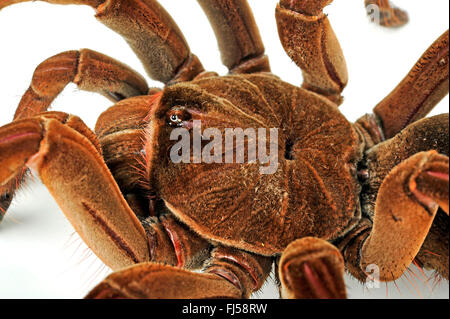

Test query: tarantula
[0,0,448,299]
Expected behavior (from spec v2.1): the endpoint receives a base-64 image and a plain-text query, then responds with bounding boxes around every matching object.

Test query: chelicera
[0,0,448,299]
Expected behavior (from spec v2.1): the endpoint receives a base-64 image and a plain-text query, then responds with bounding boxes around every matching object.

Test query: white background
[0,0,448,299]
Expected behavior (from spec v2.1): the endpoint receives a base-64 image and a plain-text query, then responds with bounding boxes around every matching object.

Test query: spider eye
[167,107,190,127]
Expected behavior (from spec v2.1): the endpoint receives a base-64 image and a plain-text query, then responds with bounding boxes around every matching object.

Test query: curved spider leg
[0,111,104,221]
[85,246,272,299]
[371,30,449,139]
[0,111,103,221]
[0,0,205,84]
[275,0,348,105]
[0,49,149,218]
[0,112,211,271]
[344,114,449,282]
[0,113,149,269]
[197,0,270,74]
[361,114,449,281]
[365,0,408,28]
[277,237,346,299]
[14,49,149,120]
[360,151,448,282]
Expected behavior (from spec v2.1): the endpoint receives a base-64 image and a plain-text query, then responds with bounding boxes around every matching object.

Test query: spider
[0,0,448,299]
